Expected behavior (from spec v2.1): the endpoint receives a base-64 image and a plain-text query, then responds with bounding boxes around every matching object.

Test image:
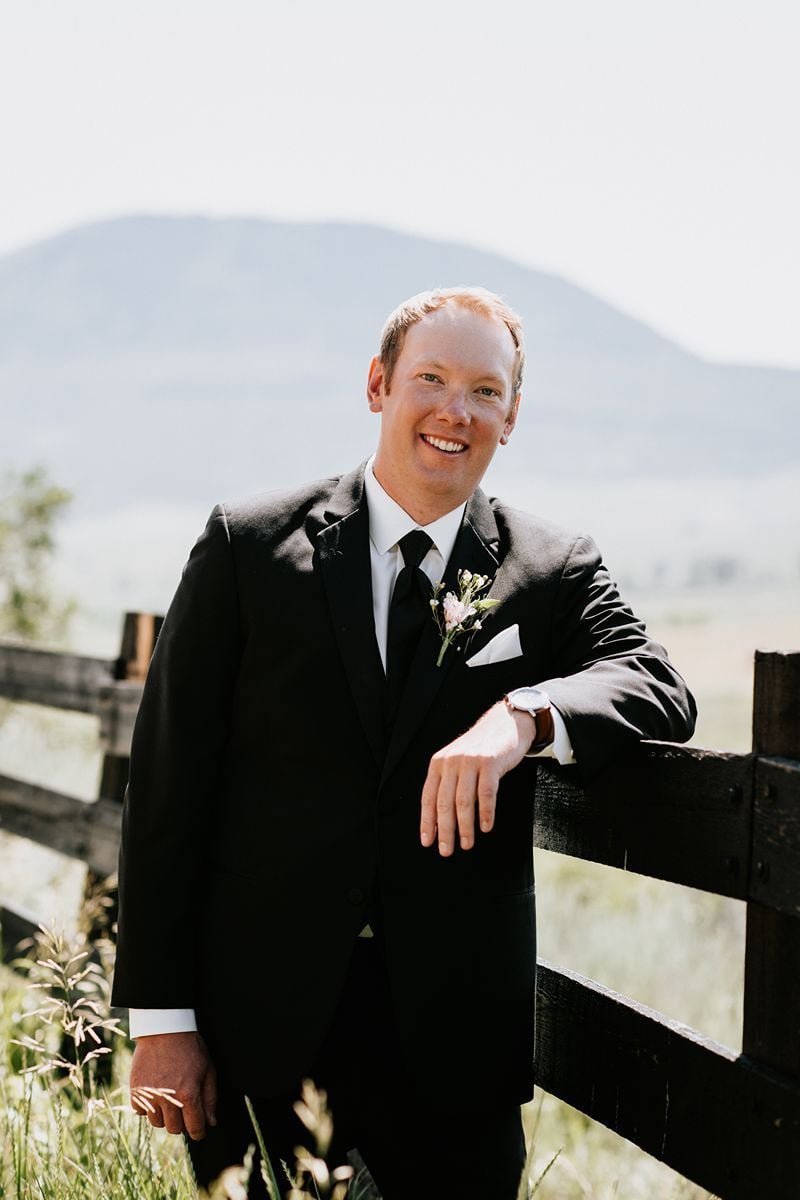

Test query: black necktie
[386,529,434,718]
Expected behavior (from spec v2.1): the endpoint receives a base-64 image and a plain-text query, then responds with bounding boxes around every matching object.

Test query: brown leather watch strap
[528,705,554,753]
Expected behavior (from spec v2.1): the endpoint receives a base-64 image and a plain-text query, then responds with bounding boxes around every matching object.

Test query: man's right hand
[130,1031,217,1141]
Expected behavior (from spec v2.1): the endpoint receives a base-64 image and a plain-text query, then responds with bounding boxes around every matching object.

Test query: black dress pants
[186,936,527,1199]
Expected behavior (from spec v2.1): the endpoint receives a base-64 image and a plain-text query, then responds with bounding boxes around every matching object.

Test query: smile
[421,434,467,454]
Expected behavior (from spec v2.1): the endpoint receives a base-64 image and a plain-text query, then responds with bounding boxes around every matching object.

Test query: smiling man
[367,298,520,526]
[112,287,696,1199]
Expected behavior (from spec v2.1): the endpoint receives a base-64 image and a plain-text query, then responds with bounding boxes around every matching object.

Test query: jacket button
[347,887,365,906]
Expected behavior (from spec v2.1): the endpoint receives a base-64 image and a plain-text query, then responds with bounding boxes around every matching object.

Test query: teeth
[423,435,466,454]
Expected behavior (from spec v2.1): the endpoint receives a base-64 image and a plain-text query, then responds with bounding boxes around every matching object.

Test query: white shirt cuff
[525,705,575,765]
[128,1008,198,1038]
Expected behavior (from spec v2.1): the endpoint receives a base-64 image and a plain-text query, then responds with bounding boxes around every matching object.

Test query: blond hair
[378,286,525,403]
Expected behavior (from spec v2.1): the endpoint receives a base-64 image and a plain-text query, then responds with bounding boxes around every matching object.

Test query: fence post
[98,612,161,804]
[742,651,800,1076]
[82,612,162,940]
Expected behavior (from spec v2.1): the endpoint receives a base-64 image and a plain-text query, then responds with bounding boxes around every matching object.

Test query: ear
[499,393,520,445]
[367,356,385,413]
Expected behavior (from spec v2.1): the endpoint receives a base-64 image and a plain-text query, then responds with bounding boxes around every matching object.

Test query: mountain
[1,215,797,618]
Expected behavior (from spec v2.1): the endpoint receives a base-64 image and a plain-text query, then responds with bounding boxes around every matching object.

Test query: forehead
[399,304,517,380]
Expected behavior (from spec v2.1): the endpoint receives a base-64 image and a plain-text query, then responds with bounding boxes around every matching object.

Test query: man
[112,287,696,1198]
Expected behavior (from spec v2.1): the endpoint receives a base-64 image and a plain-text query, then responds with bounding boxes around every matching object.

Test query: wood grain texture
[0,774,121,875]
[535,744,754,899]
[96,681,143,757]
[117,611,163,681]
[0,642,114,713]
[743,652,800,1079]
[743,903,800,1077]
[535,959,800,1200]
[750,758,800,915]
[752,651,800,759]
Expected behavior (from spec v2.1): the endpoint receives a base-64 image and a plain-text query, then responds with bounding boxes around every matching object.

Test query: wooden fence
[0,616,798,1199]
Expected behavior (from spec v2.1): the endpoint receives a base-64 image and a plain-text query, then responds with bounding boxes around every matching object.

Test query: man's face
[368,304,520,521]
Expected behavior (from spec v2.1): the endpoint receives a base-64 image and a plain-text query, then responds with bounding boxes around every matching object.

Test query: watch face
[507,686,550,712]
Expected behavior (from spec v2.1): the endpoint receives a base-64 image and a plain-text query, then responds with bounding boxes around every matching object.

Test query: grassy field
[0,581,797,1197]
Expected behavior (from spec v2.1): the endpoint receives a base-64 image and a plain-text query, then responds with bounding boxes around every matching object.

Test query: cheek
[476,418,506,449]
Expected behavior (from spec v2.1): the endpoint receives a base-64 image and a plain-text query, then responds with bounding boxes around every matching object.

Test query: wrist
[508,705,537,750]
[503,687,553,752]
[135,1030,198,1043]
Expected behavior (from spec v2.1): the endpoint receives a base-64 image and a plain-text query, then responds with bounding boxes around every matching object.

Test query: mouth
[420,434,467,455]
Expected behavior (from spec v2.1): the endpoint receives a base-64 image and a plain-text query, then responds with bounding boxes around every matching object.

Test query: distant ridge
[0,214,683,362]
[2,214,798,516]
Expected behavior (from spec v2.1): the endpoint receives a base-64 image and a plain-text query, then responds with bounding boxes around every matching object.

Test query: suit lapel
[316,466,387,769]
[380,487,503,787]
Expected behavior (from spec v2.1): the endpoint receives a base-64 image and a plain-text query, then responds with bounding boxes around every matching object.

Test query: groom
[112,287,696,1198]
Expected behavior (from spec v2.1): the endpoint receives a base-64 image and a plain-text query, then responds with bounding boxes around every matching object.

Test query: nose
[436,386,470,424]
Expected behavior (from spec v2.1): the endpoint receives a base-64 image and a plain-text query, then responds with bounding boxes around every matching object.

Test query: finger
[477,765,500,834]
[435,765,458,857]
[182,1093,208,1142]
[420,761,441,847]
[161,1097,187,1137]
[147,1104,165,1129]
[202,1061,218,1128]
[454,762,479,850]
[131,1088,155,1116]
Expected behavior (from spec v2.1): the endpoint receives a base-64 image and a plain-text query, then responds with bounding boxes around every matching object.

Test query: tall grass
[1,926,195,1198]
[1,921,726,1199]
[0,925,375,1198]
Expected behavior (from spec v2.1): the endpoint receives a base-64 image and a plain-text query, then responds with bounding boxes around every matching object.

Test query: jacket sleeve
[111,505,242,1008]
[537,535,697,779]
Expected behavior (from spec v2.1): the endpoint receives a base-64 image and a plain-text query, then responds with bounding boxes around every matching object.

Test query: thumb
[202,1059,218,1127]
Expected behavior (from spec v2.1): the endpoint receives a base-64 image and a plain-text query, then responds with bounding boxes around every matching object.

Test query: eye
[421,372,442,383]
[477,386,500,398]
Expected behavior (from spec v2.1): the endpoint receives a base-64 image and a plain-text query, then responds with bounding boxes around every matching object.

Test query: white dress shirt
[128,460,574,1038]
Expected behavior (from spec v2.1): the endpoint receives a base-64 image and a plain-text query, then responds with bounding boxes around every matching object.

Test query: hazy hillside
[1,215,797,627]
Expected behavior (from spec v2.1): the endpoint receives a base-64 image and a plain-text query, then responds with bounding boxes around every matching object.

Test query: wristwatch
[504,686,554,753]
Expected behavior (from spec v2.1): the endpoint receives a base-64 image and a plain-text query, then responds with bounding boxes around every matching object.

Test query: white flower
[442,593,476,631]
[431,567,499,665]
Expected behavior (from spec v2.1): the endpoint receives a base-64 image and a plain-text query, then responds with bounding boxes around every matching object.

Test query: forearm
[541,535,696,778]
[541,651,695,774]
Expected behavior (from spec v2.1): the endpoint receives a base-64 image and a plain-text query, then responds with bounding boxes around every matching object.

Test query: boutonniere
[430,570,500,667]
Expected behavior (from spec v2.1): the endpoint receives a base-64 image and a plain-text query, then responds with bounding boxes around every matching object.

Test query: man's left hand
[420,701,536,856]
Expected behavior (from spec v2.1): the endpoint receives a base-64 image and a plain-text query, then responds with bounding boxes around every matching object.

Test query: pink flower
[442,592,476,631]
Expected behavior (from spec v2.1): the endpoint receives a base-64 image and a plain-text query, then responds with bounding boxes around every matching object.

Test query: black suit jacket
[112,462,696,1112]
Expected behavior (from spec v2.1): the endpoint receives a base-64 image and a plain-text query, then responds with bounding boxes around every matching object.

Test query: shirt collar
[364,455,465,563]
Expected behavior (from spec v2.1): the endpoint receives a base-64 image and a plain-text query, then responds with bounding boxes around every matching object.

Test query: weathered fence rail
[0,773,121,875]
[0,612,160,945]
[0,642,116,712]
[0,618,798,1199]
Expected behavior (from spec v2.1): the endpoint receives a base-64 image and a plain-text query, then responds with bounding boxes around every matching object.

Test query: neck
[371,462,467,526]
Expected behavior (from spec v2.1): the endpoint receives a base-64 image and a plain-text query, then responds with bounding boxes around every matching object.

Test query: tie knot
[398,529,433,571]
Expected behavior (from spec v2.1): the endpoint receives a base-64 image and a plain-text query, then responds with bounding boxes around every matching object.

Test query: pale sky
[1,0,798,367]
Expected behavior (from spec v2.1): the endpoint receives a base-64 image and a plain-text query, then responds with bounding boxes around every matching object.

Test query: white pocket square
[465,623,522,668]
